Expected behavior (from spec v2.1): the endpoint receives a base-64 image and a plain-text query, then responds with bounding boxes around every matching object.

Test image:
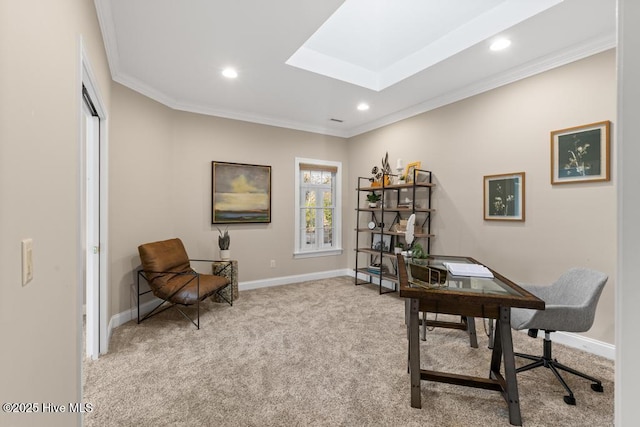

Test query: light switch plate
[22,238,33,286]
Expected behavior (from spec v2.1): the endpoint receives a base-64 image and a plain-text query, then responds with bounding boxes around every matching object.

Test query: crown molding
[346,34,616,138]
[96,0,615,140]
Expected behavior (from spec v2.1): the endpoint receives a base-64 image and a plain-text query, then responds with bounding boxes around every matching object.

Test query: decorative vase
[220,249,231,261]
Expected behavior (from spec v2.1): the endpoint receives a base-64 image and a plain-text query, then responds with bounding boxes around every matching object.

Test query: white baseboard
[240,268,351,291]
[526,330,616,361]
[106,269,615,361]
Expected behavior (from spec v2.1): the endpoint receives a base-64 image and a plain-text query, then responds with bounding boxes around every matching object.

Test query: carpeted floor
[83,276,614,426]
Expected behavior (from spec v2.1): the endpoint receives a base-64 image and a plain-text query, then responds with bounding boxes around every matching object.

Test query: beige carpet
[83,277,614,426]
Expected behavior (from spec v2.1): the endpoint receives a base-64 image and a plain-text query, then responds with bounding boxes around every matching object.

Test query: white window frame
[294,157,343,258]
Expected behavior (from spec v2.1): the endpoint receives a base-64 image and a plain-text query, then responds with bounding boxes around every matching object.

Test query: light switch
[22,238,33,286]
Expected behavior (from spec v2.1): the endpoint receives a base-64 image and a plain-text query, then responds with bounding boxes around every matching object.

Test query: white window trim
[294,157,343,258]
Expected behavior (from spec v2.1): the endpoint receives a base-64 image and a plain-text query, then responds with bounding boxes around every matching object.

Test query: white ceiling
[95,0,616,138]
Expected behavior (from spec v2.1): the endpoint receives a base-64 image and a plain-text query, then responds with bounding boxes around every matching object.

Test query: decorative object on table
[366,191,381,207]
[217,227,231,260]
[409,262,447,287]
[483,172,525,221]
[550,121,610,184]
[404,161,421,184]
[212,161,271,224]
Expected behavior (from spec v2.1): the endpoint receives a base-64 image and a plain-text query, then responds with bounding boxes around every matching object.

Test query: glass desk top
[399,255,544,311]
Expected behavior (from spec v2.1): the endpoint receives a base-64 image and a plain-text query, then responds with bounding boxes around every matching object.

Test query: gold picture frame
[404,161,421,183]
[550,121,610,184]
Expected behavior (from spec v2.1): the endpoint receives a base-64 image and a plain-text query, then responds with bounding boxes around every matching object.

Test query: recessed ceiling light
[357,103,370,111]
[490,38,511,51]
[222,68,238,79]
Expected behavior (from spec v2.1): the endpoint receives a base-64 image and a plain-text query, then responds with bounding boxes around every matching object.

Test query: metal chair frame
[137,260,233,329]
[515,329,604,405]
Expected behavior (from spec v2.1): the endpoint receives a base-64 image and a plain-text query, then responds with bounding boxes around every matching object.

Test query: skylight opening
[285,0,562,91]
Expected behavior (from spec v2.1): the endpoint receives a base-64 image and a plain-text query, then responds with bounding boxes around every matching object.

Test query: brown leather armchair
[137,238,232,329]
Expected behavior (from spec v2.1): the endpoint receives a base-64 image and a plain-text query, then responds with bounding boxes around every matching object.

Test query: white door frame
[79,39,109,359]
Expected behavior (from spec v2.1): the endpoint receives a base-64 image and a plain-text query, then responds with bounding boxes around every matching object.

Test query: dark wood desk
[398,255,545,426]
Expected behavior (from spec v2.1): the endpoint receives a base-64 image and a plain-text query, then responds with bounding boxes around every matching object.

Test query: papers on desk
[443,262,494,278]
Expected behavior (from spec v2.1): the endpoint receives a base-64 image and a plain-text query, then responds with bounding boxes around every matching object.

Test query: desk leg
[466,316,478,348]
[408,298,421,409]
[499,307,522,426]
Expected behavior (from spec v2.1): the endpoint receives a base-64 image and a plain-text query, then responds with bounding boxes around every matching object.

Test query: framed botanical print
[484,172,525,221]
[550,121,610,184]
[212,161,271,224]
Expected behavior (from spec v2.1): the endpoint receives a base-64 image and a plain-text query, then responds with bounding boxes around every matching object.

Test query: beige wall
[111,50,616,346]
[348,50,616,345]
[108,84,349,314]
[0,0,111,426]
[0,3,619,423]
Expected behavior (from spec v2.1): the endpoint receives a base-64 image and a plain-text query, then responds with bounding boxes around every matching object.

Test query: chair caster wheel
[564,395,576,405]
[591,383,604,393]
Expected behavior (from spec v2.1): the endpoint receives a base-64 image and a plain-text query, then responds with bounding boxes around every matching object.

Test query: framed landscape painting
[550,121,610,184]
[212,161,271,224]
[483,172,525,221]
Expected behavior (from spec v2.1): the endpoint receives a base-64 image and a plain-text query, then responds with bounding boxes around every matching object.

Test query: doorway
[82,86,101,359]
[80,46,108,361]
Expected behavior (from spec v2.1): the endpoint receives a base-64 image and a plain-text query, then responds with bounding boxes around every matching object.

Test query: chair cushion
[138,238,191,276]
[138,238,230,305]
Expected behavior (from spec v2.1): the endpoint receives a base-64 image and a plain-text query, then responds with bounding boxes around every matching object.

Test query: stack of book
[367,264,386,274]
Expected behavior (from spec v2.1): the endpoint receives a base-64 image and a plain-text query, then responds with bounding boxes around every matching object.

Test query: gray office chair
[511,267,608,405]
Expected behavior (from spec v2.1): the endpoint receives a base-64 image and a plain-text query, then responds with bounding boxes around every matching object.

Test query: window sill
[293,248,343,259]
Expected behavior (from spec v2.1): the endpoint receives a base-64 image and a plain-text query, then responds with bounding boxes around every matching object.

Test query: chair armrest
[518,284,556,302]
[139,269,197,276]
[189,259,233,275]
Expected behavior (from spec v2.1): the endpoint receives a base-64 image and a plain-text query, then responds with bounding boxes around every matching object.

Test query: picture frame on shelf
[371,233,392,252]
[483,172,525,221]
[212,161,271,224]
[550,120,610,184]
[404,161,421,183]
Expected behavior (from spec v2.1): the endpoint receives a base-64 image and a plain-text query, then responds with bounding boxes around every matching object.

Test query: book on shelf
[367,264,388,274]
[442,262,494,278]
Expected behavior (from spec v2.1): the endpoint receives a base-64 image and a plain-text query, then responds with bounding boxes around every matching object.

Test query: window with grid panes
[294,158,342,258]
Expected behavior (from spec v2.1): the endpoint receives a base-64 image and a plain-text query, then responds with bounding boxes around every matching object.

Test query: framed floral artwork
[550,121,610,184]
[484,172,525,221]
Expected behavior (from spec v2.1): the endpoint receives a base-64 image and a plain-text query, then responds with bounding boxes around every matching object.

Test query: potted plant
[217,227,230,260]
[366,192,381,208]
[394,242,404,255]
[411,242,427,259]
